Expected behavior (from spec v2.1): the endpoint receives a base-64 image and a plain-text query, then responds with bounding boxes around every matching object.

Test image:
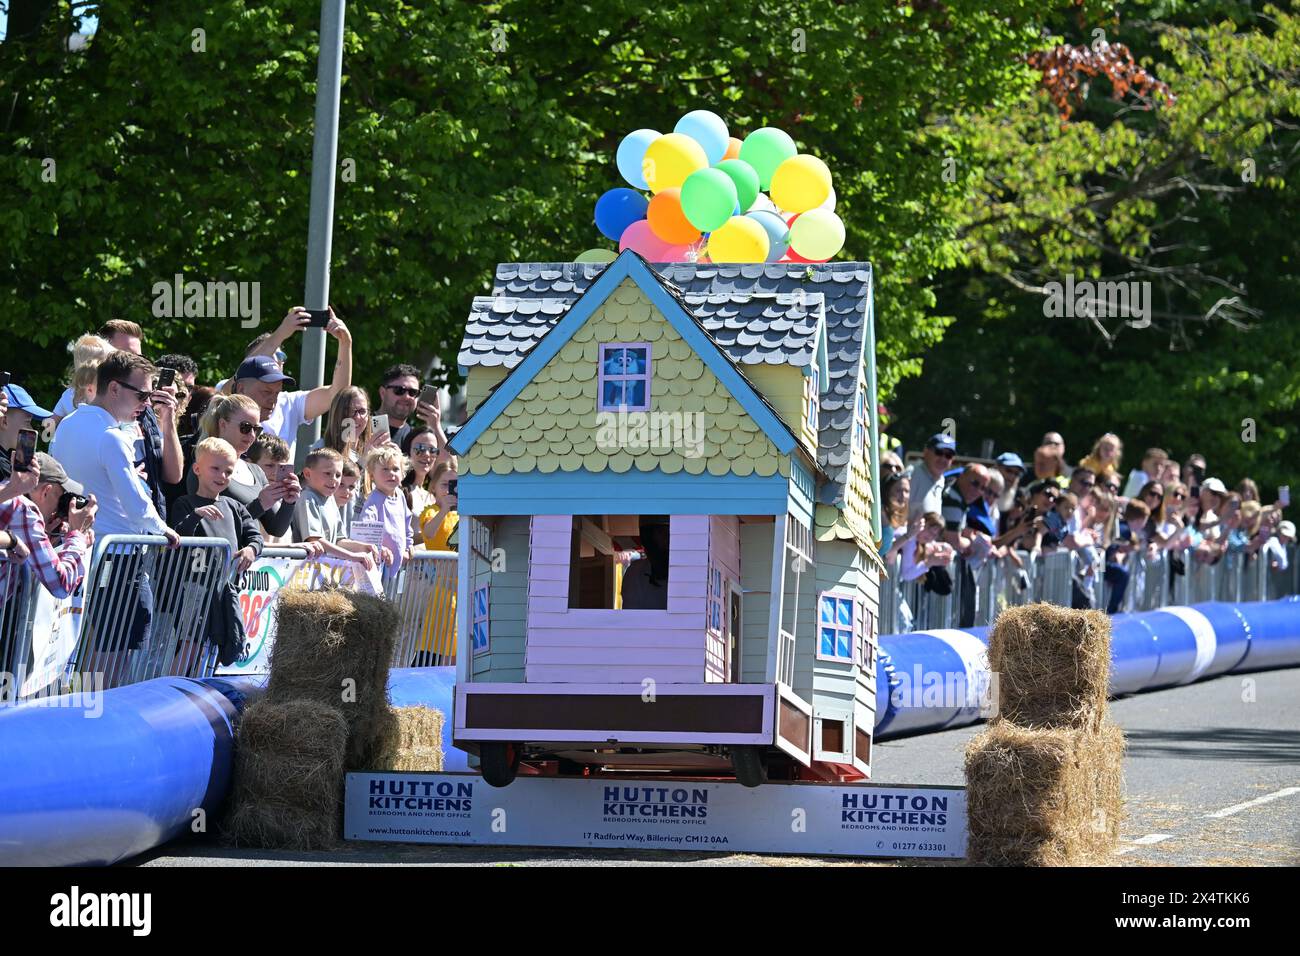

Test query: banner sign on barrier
[20,588,82,697]
[344,772,966,859]
[216,553,304,676]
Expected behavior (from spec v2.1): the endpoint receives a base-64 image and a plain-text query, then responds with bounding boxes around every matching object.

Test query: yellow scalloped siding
[815,383,878,563]
[465,367,508,416]
[464,278,790,479]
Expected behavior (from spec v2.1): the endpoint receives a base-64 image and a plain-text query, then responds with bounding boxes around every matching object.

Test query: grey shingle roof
[469,260,872,502]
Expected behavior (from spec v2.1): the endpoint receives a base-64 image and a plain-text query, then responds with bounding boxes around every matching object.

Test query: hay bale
[370,706,445,772]
[965,719,1124,866]
[223,699,348,850]
[989,603,1110,730]
[267,587,400,768]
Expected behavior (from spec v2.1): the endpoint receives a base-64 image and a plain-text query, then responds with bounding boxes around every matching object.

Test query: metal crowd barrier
[0,563,39,704]
[73,535,233,691]
[879,542,1299,634]
[383,550,458,668]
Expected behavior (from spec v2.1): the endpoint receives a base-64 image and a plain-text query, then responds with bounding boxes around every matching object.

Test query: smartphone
[1280,486,1291,507]
[156,367,176,390]
[306,308,331,328]
[447,478,458,495]
[370,413,390,436]
[16,428,37,470]
[0,371,9,388]
[187,411,200,435]
[418,385,439,409]
[276,463,295,483]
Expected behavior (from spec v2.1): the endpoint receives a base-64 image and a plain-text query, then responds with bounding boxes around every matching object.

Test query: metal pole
[296,0,346,465]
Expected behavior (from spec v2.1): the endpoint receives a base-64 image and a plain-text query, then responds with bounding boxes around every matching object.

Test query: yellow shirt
[420,506,459,551]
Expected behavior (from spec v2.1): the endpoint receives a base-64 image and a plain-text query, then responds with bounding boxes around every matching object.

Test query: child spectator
[247,433,295,545]
[1104,499,1150,613]
[420,462,460,551]
[899,512,954,582]
[169,438,264,669]
[356,445,413,579]
[290,447,375,569]
[51,334,114,424]
[335,459,361,538]
[1078,432,1123,480]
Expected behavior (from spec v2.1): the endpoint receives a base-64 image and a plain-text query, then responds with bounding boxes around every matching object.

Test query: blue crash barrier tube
[0,677,243,867]
[874,598,1300,741]
[875,627,989,738]
[386,666,470,772]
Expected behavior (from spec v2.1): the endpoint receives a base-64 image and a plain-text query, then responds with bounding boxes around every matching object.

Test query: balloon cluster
[583,111,846,265]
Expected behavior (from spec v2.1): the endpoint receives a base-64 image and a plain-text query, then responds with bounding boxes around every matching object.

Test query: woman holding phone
[400,425,438,535]
[190,394,300,538]
[316,386,390,465]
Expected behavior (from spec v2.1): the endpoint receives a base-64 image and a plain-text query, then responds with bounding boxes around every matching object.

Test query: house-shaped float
[447,250,884,787]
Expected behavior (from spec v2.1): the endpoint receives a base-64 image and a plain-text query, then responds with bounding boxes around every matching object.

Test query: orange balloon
[647,187,703,245]
[723,137,742,160]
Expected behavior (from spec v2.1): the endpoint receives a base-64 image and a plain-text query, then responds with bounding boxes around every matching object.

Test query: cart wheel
[480,742,521,788]
[731,745,768,788]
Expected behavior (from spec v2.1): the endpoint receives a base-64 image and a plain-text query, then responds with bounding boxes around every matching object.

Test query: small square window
[817,591,856,664]
[598,343,651,412]
[471,583,490,655]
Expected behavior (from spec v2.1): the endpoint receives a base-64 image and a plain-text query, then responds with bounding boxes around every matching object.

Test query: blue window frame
[817,591,855,663]
[471,584,490,655]
[806,366,820,433]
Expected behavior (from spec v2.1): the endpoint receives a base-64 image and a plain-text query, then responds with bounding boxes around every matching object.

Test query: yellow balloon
[642,133,709,194]
[770,154,832,213]
[788,208,845,261]
[707,216,770,263]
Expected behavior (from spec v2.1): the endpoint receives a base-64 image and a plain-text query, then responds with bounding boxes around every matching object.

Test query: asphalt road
[138,668,1300,867]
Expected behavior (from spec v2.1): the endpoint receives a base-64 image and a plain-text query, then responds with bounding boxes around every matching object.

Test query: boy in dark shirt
[170,437,263,668]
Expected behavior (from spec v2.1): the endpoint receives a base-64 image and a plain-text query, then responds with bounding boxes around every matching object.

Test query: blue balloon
[674,110,729,166]
[595,188,649,242]
[616,129,660,190]
[745,210,790,262]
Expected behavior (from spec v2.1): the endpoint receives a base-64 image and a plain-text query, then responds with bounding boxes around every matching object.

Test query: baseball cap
[1280,521,1296,537]
[3,384,53,421]
[235,355,296,388]
[996,451,1026,473]
[925,433,957,453]
[33,452,85,497]
[1200,477,1227,495]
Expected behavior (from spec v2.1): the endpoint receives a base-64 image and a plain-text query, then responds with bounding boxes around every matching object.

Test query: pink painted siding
[525,514,713,683]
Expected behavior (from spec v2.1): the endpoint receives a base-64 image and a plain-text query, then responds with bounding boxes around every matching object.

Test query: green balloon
[739,127,798,190]
[680,167,739,232]
[715,159,760,213]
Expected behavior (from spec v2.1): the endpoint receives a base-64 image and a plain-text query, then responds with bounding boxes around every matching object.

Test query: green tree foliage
[897,4,1299,489]
[3,0,1073,406]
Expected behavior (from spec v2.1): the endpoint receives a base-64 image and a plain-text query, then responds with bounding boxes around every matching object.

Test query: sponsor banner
[21,587,83,697]
[216,553,303,676]
[344,772,965,859]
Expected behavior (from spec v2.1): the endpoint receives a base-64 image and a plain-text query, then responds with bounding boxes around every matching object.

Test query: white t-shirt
[1262,537,1289,572]
[264,390,312,455]
[1122,468,1149,499]
[908,466,946,519]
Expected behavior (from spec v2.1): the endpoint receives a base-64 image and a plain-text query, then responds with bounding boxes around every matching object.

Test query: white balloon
[748,193,778,214]
[817,185,836,213]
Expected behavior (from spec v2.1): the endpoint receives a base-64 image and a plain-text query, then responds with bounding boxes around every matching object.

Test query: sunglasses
[1171,492,1186,500]
[412,443,437,455]
[1103,483,1119,492]
[238,421,264,436]
[113,379,153,401]
[385,385,420,397]
[934,449,955,459]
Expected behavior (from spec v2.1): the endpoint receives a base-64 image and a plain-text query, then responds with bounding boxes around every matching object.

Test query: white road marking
[1204,786,1300,819]
[1117,833,1174,854]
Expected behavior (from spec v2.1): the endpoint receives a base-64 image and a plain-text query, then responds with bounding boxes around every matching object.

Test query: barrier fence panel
[0,564,39,704]
[384,550,458,668]
[72,536,232,691]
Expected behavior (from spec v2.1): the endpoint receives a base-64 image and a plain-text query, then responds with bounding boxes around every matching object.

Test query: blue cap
[996,451,1026,472]
[925,433,957,453]
[3,384,53,421]
[235,355,295,388]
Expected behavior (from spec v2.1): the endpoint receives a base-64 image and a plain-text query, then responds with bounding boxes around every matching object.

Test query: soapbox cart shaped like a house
[446,250,885,786]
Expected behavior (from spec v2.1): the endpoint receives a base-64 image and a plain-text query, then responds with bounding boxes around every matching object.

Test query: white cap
[1280,520,1296,538]
[1200,477,1227,495]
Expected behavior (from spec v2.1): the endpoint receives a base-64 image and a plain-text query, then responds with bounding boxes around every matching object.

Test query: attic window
[599,343,651,411]
[852,389,867,453]
[806,366,820,432]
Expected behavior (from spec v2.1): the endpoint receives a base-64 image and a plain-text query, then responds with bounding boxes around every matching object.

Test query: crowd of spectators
[880,426,1293,624]
[0,309,462,672]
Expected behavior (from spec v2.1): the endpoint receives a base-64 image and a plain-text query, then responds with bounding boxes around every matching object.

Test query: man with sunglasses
[377,364,445,451]
[908,433,957,519]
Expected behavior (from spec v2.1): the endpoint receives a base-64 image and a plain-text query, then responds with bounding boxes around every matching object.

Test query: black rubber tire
[731,745,768,788]
[479,742,521,788]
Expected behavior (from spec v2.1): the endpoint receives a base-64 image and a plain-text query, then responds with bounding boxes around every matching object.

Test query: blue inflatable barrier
[0,678,242,867]
[874,599,1300,741]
